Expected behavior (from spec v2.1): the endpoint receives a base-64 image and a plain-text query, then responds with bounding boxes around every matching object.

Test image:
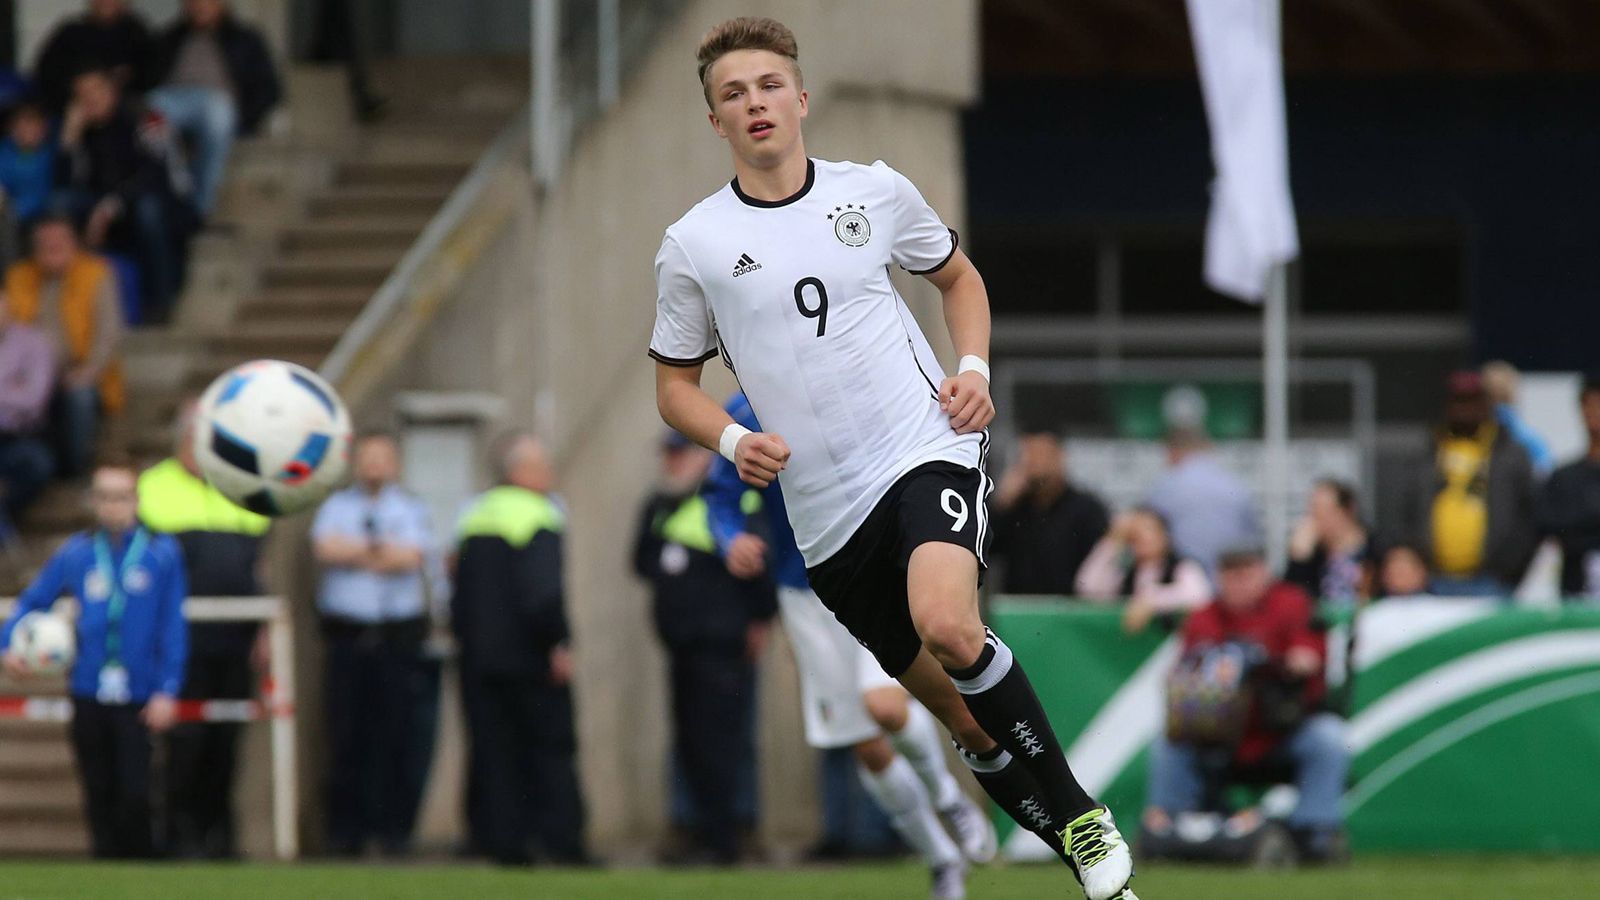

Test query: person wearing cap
[450,431,586,865]
[1401,371,1538,598]
[138,399,270,859]
[631,430,776,865]
[1145,425,1262,580]
[1142,546,1346,861]
[1,457,187,858]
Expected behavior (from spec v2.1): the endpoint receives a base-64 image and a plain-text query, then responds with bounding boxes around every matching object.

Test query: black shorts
[806,461,992,679]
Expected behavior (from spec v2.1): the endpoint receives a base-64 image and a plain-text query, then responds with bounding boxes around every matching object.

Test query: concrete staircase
[0,57,525,857]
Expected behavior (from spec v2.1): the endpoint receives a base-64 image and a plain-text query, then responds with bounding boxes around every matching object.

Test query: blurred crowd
[0,0,281,545]
[5,357,1600,863]
[985,362,1600,863]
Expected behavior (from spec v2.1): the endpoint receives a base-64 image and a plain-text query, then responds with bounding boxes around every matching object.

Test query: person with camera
[1142,545,1348,862]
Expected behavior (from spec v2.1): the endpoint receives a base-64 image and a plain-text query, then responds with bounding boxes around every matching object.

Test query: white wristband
[719,423,752,463]
[957,355,990,382]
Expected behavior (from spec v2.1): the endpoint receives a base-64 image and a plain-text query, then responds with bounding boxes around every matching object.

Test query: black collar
[731,158,815,208]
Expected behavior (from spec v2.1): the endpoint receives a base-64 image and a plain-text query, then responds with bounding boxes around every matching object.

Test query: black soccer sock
[946,628,1098,824]
[955,741,1071,867]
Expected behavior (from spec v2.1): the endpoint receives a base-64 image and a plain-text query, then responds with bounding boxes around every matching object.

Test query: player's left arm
[922,247,994,435]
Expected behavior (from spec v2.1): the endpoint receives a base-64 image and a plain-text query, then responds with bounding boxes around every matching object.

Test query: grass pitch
[0,856,1591,899]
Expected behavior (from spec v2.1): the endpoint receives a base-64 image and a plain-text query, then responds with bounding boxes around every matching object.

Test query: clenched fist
[736,432,791,488]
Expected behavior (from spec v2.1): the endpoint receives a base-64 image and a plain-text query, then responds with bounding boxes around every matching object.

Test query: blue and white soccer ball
[193,360,353,516]
[11,610,75,676]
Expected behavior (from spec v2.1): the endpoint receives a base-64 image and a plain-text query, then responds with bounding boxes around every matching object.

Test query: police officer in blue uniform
[2,458,188,858]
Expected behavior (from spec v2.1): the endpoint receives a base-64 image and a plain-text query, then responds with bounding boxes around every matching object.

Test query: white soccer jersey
[650,158,983,566]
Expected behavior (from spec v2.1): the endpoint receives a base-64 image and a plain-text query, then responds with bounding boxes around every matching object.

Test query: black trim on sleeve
[648,348,719,367]
[907,228,961,276]
[731,158,816,208]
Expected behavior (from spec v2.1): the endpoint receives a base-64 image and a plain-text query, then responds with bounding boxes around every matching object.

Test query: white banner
[1186,0,1299,302]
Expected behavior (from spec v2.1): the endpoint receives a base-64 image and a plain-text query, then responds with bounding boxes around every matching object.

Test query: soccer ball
[10,611,75,676]
[193,360,353,516]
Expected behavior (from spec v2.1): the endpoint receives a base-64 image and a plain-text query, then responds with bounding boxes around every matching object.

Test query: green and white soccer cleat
[1060,806,1134,900]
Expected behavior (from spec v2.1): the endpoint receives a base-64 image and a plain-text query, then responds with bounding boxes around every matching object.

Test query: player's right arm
[650,230,789,487]
[654,362,789,488]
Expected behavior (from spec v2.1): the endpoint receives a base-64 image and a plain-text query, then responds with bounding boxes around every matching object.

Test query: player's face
[706,50,807,167]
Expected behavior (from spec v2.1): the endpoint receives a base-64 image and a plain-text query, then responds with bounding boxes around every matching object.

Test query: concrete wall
[386,0,979,853]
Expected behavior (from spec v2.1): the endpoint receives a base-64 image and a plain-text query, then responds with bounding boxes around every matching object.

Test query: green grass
[0,857,1594,899]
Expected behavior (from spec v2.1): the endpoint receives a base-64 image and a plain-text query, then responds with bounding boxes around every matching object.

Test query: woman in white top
[1075,506,1213,634]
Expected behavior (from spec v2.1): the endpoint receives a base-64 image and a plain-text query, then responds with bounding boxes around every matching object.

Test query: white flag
[1186,0,1299,302]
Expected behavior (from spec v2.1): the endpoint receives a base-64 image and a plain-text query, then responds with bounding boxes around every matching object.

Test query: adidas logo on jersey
[732,253,762,277]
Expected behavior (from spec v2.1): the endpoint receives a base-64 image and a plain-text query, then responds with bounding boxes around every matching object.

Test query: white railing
[0,596,299,860]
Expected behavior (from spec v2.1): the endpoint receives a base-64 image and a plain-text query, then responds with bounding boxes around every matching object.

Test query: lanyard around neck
[93,527,149,666]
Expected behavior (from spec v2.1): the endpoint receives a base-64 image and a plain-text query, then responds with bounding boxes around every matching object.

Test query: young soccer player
[649,17,1138,900]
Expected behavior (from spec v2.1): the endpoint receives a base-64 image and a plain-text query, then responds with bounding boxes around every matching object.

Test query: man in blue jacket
[2,457,188,858]
[703,393,996,898]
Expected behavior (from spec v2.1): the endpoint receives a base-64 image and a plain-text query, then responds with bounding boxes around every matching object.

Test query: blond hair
[696,16,801,107]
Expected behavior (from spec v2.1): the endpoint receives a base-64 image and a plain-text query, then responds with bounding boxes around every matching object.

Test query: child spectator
[0,100,58,239]
[1076,506,1212,634]
[1,458,187,858]
[0,299,57,538]
[1378,544,1432,599]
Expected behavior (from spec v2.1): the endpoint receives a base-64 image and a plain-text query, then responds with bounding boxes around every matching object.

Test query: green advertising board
[989,598,1600,857]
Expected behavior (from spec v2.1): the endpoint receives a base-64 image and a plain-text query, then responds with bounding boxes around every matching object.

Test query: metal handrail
[320,104,532,388]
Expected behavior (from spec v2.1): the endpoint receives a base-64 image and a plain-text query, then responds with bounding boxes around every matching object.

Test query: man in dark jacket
[138,400,269,858]
[990,428,1109,594]
[452,432,586,865]
[632,432,776,865]
[55,66,187,320]
[147,0,281,219]
[1402,371,1539,597]
[32,0,154,115]
[1538,376,1600,601]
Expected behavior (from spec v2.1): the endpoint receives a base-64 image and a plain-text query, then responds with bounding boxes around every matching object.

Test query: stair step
[188,352,328,389]
[237,288,370,325]
[337,160,469,188]
[307,187,451,218]
[261,258,395,289]
[0,776,81,810]
[0,820,89,855]
[0,735,75,779]
[210,326,346,357]
[281,221,426,253]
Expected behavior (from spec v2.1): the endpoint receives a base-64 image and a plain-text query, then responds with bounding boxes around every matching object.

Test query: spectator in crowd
[1538,376,1600,602]
[990,428,1108,594]
[1,457,186,858]
[5,214,124,476]
[32,0,154,116]
[1075,506,1211,634]
[1284,479,1376,607]
[1377,544,1432,599]
[0,300,57,537]
[147,0,282,220]
[1402,371,1539,598]
[632,432,775,865]
[311,431,437,857]
[451,432,587,866]
[55,66,187,321]
[1142,546,1346,861]
[0,100,59,259]
[138,400,270,859]
[1146,426,1262,578]
[1483,360,1553,476]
